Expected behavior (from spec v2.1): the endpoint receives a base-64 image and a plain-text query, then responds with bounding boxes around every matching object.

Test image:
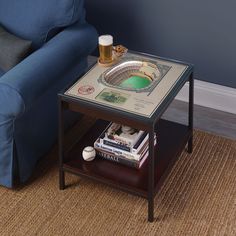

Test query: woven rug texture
[0,121,235,236]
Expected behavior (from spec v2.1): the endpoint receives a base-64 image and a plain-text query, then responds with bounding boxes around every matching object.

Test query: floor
[2,128,235,236]
[163,100,236,140]
[87,56,236,141]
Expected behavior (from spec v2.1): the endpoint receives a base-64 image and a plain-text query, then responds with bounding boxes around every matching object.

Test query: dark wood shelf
[63,119,190,198]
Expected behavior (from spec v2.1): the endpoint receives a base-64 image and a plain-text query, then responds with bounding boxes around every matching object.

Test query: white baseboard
[176,80,236,115]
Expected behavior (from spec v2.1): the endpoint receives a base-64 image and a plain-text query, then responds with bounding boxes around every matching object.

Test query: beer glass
[99,35,113,64]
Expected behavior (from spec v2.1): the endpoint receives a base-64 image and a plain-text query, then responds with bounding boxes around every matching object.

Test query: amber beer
[99,35,113,63]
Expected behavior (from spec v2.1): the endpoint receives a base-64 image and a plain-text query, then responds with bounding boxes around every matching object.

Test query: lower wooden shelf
[63,119,191,198]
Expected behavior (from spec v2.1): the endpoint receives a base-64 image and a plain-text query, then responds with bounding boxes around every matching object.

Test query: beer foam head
[99,35,113,46]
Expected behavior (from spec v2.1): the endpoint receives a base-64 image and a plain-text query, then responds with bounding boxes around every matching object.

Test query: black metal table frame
[58,51,194,222]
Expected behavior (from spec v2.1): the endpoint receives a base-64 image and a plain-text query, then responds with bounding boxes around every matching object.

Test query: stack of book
[94,122,157,169]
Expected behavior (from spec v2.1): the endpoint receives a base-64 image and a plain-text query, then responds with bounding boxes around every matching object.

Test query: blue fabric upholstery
[0,68,5,77]
[14,59,88,185]
[0,11,98,187]
[0,0,85,49]
[0,23,97,117]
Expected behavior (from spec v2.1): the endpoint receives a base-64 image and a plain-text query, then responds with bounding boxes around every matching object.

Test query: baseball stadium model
[64,52,188,117]
[98,58,170,93]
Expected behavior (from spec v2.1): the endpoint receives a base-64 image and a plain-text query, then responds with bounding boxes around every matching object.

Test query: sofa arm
[0,23,98,118]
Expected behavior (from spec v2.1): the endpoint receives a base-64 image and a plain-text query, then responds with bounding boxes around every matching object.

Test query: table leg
[148,128,155,222]
[59,99,65,190]
[59,170,65,190]
[188,72,194,153]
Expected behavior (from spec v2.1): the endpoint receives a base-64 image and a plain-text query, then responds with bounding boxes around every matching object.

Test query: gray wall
[85,0,236,88]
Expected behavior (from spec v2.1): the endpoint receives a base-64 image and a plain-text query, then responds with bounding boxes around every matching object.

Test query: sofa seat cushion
[0,0,85,49]
[0,26,32,72]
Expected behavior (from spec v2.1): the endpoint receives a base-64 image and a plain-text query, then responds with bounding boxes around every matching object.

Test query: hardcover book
[96,122,150,154]
[105,123,144,147]
[95,148,149,169]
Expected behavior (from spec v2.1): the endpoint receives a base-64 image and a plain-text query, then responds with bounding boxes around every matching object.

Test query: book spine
[94,142,141,161]
[96,141,156,169]
[133,133,149,154]
[101,135,156,154]
[133,131,148,149]
[97,150,140,169]
[101,132,148,154]
[103,140,131,152]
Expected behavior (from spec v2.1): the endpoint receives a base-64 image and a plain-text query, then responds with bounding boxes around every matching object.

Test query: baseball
[82,146,96,161]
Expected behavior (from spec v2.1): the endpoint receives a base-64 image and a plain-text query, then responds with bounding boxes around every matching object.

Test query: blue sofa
[0,0,98,188]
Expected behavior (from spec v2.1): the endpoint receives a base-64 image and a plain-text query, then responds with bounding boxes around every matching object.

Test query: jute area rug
[0,120,235,236]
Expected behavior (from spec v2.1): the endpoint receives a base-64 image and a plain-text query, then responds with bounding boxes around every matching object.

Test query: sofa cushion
[0,0,85,49]
[0,26,32,72]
